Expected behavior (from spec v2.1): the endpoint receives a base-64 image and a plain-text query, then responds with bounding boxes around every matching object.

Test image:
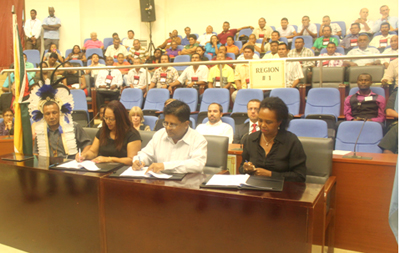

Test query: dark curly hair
[259,97,289,131]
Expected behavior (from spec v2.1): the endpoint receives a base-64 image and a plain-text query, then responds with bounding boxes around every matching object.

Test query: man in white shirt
[126,58,151,93]
[24,9,42,53]
[197,26,214,46]
[319,16,342,37]
[298,16,318,39]
[196,103,234,144]
[132,100,207,174]
[370,23,395,51]
[343,34,381,67]
[382,35,398,68]
[381,59,398,87]
[262,41,280,59]
[277,43,304,88]
[169,53,208,91]
[123,30,135,48]
[105,38,129,59]
[233,99,261,143]
[350,8,374,34]
[95,56,123,108]
[276,18,297,44]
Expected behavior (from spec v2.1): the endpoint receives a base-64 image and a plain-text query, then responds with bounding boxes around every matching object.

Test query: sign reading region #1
[249,59,286,89]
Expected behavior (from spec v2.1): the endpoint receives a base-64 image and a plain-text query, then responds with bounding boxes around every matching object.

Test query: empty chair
[86,48,104,58]
[332,21,346,37]
[139,130,155,148]
[231,89,263,124]
[288,119,328,138]
[320,47,345,55]
[83,127,98,142]
[315,23,321,37]
[311,67,346,88]
[234,41,243,50]
[348,66,385,89]
[143,116,158,131]
[70,89,90,127]
[103,38,113,49]
[292,25,298,32]
[120,88,144,110]
[226,52,236,60]
[203,135,229,174]
[349,87,385,98]
[270,88,300,116]
[173,55,190,71]
[65,49,72,57]
[237,28,252,39]
[173,88,198,112]
[196,88,230,126]
[202,116,236,133]
[142,89,170,116]
[270,25,276,31]
[24,50,40,67]
[335,121,383,153]
[291,36,313,49]
[203,54,212,60]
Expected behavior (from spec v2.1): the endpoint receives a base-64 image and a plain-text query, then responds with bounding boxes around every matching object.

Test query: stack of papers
[120,167,173,179]
[205,174,278,190]
[206,174,250,186]
[56,160,101,171]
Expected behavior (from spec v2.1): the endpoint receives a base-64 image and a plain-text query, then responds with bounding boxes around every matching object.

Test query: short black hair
[270,41,280,46]
[31,9,37,14]
[3,108,14,116]
[209,103,223,113]
[188,34,197,40]
[327,42,336,47]
[381,22,391,29]
[278,42,288,50]
[247,99,261,108]
[358,73,372,81]
[295,37,304,43]
[164,100,190,122]
[191,53,200,59]
[323,25,332,32]
[281,17,288,22]
[224,21,230,25]
[272,31,280,37]
[260,97,289,131]
[227,36,235,41]
[243,45,254,53]
[49,52,58,59]
[160,54,170,61]
[43,100,59,109]
[128,30,134,34]
[112,32,118,37]
[351,23,361,29]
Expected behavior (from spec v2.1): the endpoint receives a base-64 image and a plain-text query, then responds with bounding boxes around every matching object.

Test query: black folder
[200,175,284,192]
[109,166,186,181]
[49,160,124,173]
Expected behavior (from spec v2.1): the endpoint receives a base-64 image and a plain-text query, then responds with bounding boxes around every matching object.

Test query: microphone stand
[343,118,372,160]
[86,112,100,127]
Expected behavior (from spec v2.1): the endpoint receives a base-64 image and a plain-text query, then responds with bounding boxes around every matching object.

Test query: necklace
[262,134,276,146]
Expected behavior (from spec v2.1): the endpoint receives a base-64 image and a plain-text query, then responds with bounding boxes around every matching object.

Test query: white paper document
[56,160,101,171]
[120,167,173,179]
[332,150,351,155]
[206,174,250,186]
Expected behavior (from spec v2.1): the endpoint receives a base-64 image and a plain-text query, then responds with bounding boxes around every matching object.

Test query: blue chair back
[202,116,236,132]
[200,88,230,113]
[84,38,91,44]
[270,88,300,115]
[270,26,276,31]
[173,55,190,71]
[23,50,40,67]
[87,59,106,66]
[349,87,385,98]
[226,53,236,60]
[256,39,263,43]
[315,23,321,37]
[143,115,158,131]
[70,89,88,110]
[279,37,288,45]
[65,49,72,57]
[332,21,346,37]
[173,88,198,112]
[232,89,264,113]
[335,121,383,153]
[189,117,196,128]
[177,35,183,40]
[86,48,104,58]
[204,53,212,60]
[288,119,328,138]
[234,41,243,50]
[237,28,253,39]
[292,25,298,32]
[305,88,340,118]
[193,33,199,39]
[120,88,144,110]
[143,89,170,111]
[69,60,83,66]
[320,47,345,55]
[103,38,114,48]
[291,36,313,49]
[177,45,184,51]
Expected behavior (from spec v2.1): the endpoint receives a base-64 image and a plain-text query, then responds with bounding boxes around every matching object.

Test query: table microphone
[86,112,100,127]
[342,118,372,160]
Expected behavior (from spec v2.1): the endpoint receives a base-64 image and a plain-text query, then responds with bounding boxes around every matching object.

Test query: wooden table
[228,145,398,253]
[0,136,14,155]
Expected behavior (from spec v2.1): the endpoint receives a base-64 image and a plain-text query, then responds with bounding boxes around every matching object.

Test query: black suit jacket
[233,122,249,144]
[0,93,13,114]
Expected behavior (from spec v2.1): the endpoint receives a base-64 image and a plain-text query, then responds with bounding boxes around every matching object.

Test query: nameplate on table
[249,59,286,89]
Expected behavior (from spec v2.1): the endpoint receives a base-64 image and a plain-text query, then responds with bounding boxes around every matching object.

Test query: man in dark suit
[233,99,261,143]
[0,82,14,114]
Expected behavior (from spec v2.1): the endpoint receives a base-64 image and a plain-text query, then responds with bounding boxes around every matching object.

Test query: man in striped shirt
[277,43,304,88]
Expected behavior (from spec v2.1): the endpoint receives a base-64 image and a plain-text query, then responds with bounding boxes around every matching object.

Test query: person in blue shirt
[205,35,221,57]
[2,63,35,93]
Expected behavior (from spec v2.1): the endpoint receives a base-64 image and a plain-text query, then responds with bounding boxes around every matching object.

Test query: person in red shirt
[217,21,253,44]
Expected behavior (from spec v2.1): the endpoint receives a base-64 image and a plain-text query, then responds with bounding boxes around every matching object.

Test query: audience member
[234,46,254,94]
[132,100,207,174]
[288,37,315,68]
[43,43,63,62]
[277,43,303,88]
[226,36,240,56]
[158,30,181,49]
[270,31,281,43]
[82,32,104,50]
[262,41,280,59]
[208,53,235,89]
[85,53,105,78]
[382,35,398,68]
[127,58,150,93]
[350,8,374,34]
[105,38,128,59]
[24,9,42,53]
[319,16,342,37]
[372,5,398,33]
[204,35,221,57]
[233,99,261,144]
[0,108,14,136]
[196,103,234,143]
[128,39,149,62]
[344,73,386,122]
[370,22,395,51]
[379,124,398,154]
[298,16,318,39]
[317,42,344,67]
[23,53,35,77]
[197,26,214,46]
[96,104,106,128]
[62,62,87,96]
[0,83,15,113]
[95,56,123,108]
[79,101,141,165]
[385,88,398,118]
[181,34,199,56]
[195,46,209,61]
[46,53,63,76]
[65,45,87,63]
[2,64,34,93]
[240,34,263,54]
[181,27,191,46]
[217,21,254,44]
[34,62,51,84]
[145,48,162,72]
[381,59,398,88]
[42,7,61,49]
[129,106,151,131]
[169,53,208,90]
[210,46,233,62]
[123,30,135,48]
[148,54,179,93]
[252,18,273,40]
[166,41,182,59]
[113,53,130,75]
[239,97,306,182]
[312,26,339,53]
[112,32,119,40]
[339,23,361,53]
[344,34,381,67]
[153,98,176,131]
[276,18,297,44]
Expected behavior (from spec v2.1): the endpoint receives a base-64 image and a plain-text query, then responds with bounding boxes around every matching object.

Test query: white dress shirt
[95,69,123,87]
[123,38,134,48]
[347,46,381,66]
[104,45,129,58]
[370,34,394,48]
[196,120,234,144]
[177,65,209,84]
[126,68,151,88]
[276,26,296,42]
[299,23,317,36]
[285,61,304,88]
[24,18,42,38]
[381,48,398,64]
[262,53,280,59]
[134,127,207,173]
[198,33,213,45]
[236,54,260,61]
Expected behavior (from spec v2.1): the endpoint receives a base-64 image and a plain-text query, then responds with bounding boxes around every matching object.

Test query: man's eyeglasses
[163,122,179,129]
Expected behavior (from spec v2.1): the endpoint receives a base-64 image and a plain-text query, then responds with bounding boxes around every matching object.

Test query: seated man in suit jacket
[233,99,261,144]
[0,82,15,114]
